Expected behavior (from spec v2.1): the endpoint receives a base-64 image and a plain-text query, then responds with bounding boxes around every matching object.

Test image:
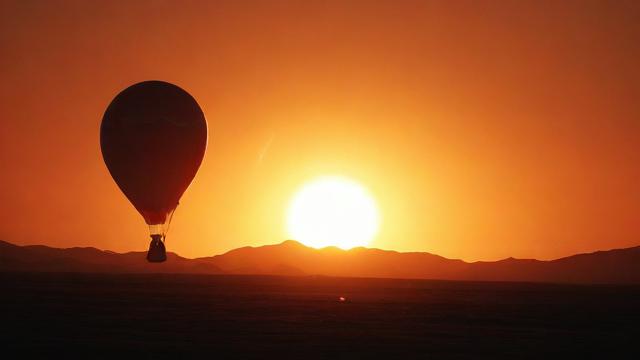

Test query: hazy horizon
[4,237,638,263]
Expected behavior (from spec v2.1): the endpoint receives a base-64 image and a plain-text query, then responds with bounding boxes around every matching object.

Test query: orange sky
[1,0,639,261]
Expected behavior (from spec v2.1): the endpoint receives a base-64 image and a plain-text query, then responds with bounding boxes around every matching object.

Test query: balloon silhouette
[101,81,207,262]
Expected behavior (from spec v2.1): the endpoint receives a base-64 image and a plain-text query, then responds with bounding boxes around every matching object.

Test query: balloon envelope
[101,81,207,227]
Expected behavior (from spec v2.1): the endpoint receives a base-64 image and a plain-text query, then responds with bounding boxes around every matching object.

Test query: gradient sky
[1,0,639,260]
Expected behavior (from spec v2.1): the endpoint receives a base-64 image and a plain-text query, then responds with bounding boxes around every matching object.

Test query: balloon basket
[147,235,167,263]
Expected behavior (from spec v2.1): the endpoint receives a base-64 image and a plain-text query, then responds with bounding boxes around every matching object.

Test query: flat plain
[1,272,638,358]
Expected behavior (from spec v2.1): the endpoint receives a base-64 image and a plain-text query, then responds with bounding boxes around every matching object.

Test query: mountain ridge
[1,239,639,284]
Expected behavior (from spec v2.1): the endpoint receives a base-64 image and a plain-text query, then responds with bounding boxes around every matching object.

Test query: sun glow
[286,176,380,249]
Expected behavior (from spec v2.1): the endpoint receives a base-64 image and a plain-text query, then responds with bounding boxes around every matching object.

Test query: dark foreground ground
[1,272,638,358]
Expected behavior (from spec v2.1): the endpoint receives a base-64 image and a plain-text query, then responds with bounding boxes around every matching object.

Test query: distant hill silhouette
[0,240,222,275]
[1,239,639,284]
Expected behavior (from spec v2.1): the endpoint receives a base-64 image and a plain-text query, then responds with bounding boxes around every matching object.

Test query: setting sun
[286,176,380,249]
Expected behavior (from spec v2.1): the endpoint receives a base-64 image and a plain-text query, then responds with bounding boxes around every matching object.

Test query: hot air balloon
[100,81,207,262]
